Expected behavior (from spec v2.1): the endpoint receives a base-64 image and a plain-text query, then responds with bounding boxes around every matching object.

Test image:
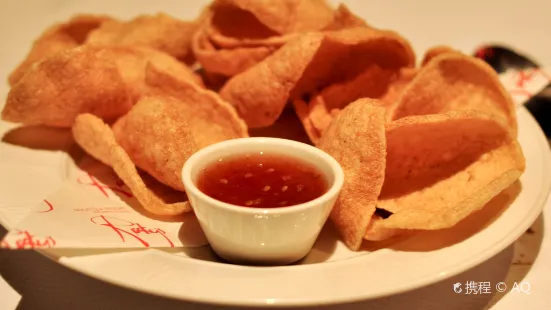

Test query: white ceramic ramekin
[182,137,344,265]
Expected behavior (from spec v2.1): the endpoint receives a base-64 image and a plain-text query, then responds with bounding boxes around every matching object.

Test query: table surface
[1,0,551,309]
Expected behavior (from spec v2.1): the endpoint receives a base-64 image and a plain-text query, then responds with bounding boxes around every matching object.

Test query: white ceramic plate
[1,108,549,307]
[1,0,551,307]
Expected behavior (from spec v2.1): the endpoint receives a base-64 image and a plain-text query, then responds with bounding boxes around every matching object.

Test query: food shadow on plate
[1,124,87,172]
[76,156,189,223]
[248,106,312,144]
[159,245,221,262]
[167,221,342,267]
[76,155,209,249]
[313,246,516,310]
[296,221,341,264]
[484,213,544,308]
[1,125,75,151]
[0,222,516,310]
[42,245,220,263]
[363,181,523,252]
[510,213,545,266]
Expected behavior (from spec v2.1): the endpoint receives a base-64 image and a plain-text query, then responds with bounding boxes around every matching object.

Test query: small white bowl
[182,137,344,265]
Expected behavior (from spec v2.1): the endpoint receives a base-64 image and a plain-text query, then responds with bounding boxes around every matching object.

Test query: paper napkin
[498,67,550,106]
[1,158,207,249]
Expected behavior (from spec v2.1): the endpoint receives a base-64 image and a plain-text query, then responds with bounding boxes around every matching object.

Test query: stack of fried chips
[1,0,525,250]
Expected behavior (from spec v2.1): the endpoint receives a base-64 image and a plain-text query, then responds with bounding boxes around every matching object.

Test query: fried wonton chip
[315,66,396,111]
[318,99,386,250]
[323,4,369,31]
[420,45,461,66]
[112,96,198,191]
[364,215,403,241]
[295,66,417,144]
[207,25,291,49]
[72,114,191,215]
[2,45,202,127]
[207,3,365,48]
[381,67,418,120]
[144,64,248,148]
[374,110,525,232]
[293,96,336,144]
[205,2,366,49]
[220,26,414,128]
[391,53,518,134]
[210,0,334,36]
[102,46,203,101]
[193,0,367,78]
[3,46,132,127]
[219,32,321,126]
[86,13,198,64]
[192,26,276,77]
[8,14,115,86]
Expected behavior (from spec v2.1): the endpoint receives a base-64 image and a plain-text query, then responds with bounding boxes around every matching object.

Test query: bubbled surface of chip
[112,96,198,192]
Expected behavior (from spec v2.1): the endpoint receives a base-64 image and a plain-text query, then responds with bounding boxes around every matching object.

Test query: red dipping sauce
[196,153,328,208]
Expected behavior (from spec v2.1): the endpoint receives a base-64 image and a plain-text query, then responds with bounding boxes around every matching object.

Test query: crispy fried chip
[318,99,386,250]
[2,45,202,127]
[381,67,418,120]
[3,46,132,127]
[391,53,518,134]
[86,13,198,64]
[72,114,191,215]
[293,99,319,144]
[316,65,396,110]
[7,2,529,249]
[375,110,525,231]
[207,25,291,48]
[192,26,276,77]
[220,26,414,128]
[210,0,334,38]
[207,3,364,47]
[295,66,415,144]
[112,96,198,191]
[144,64,248,148]
[420,45,461,66]
[103,46,203,101]
[8,14,114,85]
[193,1,368,78]
[323,4,368,30]
[293,96,338,144]
[302,96,333,138]
[219,32,322,127]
